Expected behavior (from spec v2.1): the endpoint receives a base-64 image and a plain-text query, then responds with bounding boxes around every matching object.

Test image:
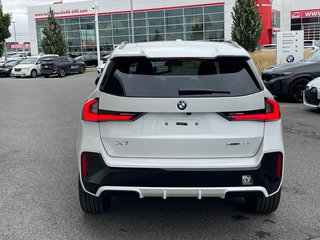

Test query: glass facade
[291,15,320,40]
[36,4,224,56]
[272,11,280,28]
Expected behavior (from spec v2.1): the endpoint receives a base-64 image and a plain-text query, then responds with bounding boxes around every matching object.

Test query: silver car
[77,41,284,214]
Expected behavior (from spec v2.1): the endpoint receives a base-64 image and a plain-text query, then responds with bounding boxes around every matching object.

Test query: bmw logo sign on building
[177,100,187,110]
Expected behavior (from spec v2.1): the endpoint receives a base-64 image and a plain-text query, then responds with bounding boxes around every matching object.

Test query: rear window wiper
[178,89,231,95]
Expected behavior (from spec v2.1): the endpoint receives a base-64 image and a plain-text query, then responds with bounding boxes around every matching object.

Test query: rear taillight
[82,98,140,122]
[222,98,280,122]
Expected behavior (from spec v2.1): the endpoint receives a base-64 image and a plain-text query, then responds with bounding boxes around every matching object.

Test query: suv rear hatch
[97,57,266,159]
[41,59,55,69]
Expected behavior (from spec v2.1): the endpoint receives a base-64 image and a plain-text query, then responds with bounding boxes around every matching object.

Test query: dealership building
[27,0,320,55]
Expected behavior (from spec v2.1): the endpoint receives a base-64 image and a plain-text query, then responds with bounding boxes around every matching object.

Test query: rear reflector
[82,98,139,122]
[80,152,106,179]
[222,98,280,122]
[275,152,283,178]
[81,153,88,178]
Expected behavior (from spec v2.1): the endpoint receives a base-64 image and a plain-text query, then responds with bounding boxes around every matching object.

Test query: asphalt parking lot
[0,72,320,240]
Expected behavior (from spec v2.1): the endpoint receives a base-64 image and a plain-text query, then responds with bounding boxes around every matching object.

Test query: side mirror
[95,77,100,85]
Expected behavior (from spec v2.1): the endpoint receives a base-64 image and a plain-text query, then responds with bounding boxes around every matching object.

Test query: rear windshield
[101,57,261,98]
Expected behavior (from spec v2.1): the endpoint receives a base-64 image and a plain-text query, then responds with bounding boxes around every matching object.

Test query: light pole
[0,0,6,60]
[12,21,18,53]
[94,0,102,65]
[0,0,3,60]
[130,0,134,43]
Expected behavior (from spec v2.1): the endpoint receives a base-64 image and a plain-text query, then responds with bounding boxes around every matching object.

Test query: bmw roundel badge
[177,100,187,110]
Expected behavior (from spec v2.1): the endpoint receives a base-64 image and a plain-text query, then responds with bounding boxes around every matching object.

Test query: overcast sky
[1,0,87,43]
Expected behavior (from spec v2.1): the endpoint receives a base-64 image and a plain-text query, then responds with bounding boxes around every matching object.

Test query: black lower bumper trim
[82,153,282,196]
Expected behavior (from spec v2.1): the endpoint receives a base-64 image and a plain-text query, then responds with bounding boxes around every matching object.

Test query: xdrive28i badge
[177,100,187,110]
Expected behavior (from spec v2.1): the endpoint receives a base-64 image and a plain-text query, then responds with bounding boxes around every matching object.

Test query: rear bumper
[81,152,283,198]
[0,71,11,77]
[41,69,58,75]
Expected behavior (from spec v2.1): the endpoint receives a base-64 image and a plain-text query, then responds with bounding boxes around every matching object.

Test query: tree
[0,5,11,57]
[41,8,67,56]
[231,0,262,52]
[152,30,163,41]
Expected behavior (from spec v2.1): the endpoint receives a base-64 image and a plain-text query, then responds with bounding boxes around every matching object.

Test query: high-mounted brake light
[223,98,280,122]
[82,98,137,122]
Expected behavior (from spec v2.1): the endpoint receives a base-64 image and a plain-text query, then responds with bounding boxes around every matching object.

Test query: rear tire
[79,180,111,214]
[289,79,309,103]
[58,68,66,78]
[79,66,85,74]
[245,189,281,214]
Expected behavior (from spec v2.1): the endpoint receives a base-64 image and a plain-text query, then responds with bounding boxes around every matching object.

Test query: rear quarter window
[100,57,262,98]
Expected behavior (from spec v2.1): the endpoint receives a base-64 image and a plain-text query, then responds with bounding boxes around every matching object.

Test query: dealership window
[272,11,280,28]
[133,12,145,19]
[134,35,147,42]
[291,13,320,41]
[303,24,320,41]
[98,15,111,22]
[35,3,224,55]
[185,7,203,15]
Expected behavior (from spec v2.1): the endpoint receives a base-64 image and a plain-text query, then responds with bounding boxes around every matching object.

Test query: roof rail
[224,40,241,48]
[118,41,128,50]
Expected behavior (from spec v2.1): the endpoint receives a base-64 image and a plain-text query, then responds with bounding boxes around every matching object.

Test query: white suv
[77,41,284,214]
[12,54,58,78]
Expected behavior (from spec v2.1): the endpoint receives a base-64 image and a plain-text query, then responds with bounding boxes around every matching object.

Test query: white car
[96,63,106,75]
[304,40,320,52]
[11,54,58,78]
[77,41,284,214]
[0,58,6,67]
[303,77,320,108]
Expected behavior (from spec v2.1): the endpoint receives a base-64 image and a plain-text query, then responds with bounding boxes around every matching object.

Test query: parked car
[41,56,86,78]
[96,63,106,75]
[304,40,320,52]
[0,58,6,67]
[0,59,24,77]
[259,44,276,51]
[11,55,58,78]
[303,76,320,108]
[77,41,284,214]
[75,55,98,67]
[262,49,320,102]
